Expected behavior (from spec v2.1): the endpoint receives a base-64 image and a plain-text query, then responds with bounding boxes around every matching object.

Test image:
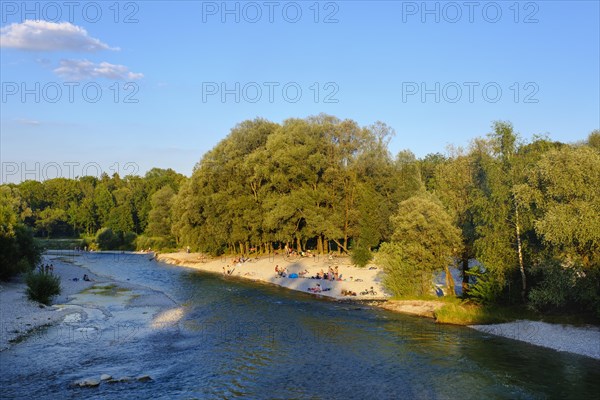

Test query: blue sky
[1,1,599,182]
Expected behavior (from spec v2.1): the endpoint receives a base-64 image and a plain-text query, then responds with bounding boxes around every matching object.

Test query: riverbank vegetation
[0,186,41,280]
[25,270,61,305]
[1,115,599,320]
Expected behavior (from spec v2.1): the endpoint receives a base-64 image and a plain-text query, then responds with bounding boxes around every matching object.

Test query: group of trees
[378,122,599,317]
[2,114,598,316]
[172,116,420,256]
[0,186,40,279]
[1,168,185,254]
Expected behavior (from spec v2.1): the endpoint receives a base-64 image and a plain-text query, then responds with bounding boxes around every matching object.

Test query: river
[1,253,598,399]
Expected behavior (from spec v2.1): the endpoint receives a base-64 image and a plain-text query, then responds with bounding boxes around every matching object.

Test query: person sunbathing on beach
[275,265,287,278]
[308,284,322,293]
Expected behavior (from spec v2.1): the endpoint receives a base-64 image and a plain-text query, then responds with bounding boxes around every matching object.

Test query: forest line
[2,115,599,316]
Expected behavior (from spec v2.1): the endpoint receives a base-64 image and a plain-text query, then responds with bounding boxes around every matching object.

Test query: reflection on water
[1,254,599,399]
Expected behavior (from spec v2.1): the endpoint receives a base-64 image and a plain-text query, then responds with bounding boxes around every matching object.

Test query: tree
[588,130,600,150]
[380,193,463,296]
[35,207,69,238]
[521,145,600,267]
[146,186,176,238]
[0,186,40,280]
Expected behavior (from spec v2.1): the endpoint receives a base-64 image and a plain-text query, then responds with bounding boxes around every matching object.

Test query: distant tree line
[0,168,185,255]
[1,115,598,316]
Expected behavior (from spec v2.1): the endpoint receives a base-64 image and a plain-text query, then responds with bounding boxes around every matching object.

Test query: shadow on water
[1,254,599,399]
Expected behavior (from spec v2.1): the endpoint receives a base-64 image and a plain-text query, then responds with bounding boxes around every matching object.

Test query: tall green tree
[379,192,463,296]
[520,145,600,267]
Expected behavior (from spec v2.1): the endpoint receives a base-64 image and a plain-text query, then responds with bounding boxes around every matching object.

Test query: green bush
[528,260,600,317]
[378,242,432,297]
[25,271,61,305]
[122,231,137,250]
[95,228,137,250]
[135,235,174,251]
[351,246,373,268]
[95,228,120,250]
[465,267,504,305]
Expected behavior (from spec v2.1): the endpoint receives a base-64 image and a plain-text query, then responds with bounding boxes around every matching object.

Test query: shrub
[95,228,120,250]
[122,231,137,250]
[465,267,504,305]
[378,242,433,297]
[351,246,372,268]
[95,228,138,250]
[135,235,174,251]
[528,260,600,317]
[25,271,61,305]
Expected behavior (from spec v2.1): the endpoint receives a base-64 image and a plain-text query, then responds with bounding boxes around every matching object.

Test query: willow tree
[380,192,463,296]
[521,145,600,267]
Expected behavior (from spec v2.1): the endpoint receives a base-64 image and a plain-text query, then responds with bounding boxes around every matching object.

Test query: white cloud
[53,59,143,81]
[0,20,117,52]
[16,118,41,126]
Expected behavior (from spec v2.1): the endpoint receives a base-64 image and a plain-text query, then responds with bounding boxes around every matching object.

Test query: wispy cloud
[0,20,117,52]
[53,59,143,81]
[15,118,41,126]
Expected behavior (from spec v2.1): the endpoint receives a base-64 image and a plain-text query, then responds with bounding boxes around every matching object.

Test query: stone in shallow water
[106,376,133,384]
[136,375,153,382]
[100,374,112,381]
[74,378,100,387]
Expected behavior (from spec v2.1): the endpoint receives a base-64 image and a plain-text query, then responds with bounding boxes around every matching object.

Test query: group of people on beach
[38,263,54,273]
[273,265,345,281]
[312,266,340,281]
[71,273,92,282]
[233,256,249,264]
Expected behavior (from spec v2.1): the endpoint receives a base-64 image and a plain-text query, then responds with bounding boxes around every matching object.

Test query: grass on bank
[432,298,598,326]
[388,294,598,325]
[35,238,85,250]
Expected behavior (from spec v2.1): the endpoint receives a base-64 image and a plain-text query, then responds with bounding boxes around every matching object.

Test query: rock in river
[136,375,153,382]
[74,378,100,387]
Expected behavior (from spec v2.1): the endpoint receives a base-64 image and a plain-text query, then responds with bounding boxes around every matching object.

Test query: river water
[1,253,598,399]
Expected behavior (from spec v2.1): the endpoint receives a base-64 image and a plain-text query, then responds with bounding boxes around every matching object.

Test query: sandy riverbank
[156,252,389,300]
[0,256,105,350]
[0,253,176,352]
